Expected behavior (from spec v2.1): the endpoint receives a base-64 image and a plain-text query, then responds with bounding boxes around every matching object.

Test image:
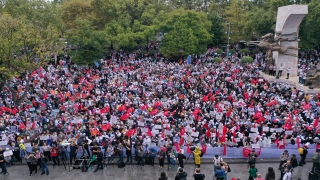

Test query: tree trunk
[7,78,30,107]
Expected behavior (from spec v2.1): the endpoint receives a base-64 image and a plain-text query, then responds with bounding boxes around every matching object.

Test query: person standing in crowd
[125,140,132,164]
[215,165,226,180]
[177,150,186,168]
[40,153,49,175]
[42,142,51,162]
[279,150,289,170]
[148,147,157,166]
[135,142,144,166]
[280,160,292,180]
[273,65,277,76]
[175,168,187,180]
[265,167,276,180]
[193,147,201,168]
[311,148,320,172]
[213,154,223,172]
[93,148,104,172]
[158,148,166,168]
[159,171,168,180]
[0,151,8,175]
[26,152,37,176]
[278,64,284,77]
[169,148,176,168]
[290,154,298,170]
[10,141,21,163]
[255,174,264,180]
[117,143,124,163]
[193,168,205,180]
[50,145,60,166]
[269,64,273,75]
[247,150,257,168]
[221,162,230,180]
[106,143,114,163]
[69,141,78,165]
[248,164,258,180]
[298,145,308,166]
[286,67,291,79]
[282,168,292,180]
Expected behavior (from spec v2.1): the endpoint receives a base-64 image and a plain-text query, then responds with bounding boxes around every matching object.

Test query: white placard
[3,150,13,157]
[238,133,243,138]
[285,131,293,135]
[279,141,284,145]
[270,128,275,132]
[263,127,269,132]
[235,138,241,142]
[186,128,192,132]
[249,133,257,138]
[0,141,7,146]
[216,114,223,120]
[155,125,162,129]
[191,132,199,137]
[24,143,31,148]
[163,124,170,128]
[248,108,254,112]
[252,144,260,148]
[251,128,258,132]
[151,130,159,134]
[127,120,134,124]
[186,120,193,124]
[211,133,216,138]
[233,102,238,106]
[138,122,144,126]
[275,128,283,132]
[141,128,148,133]
[72,119,81,124]
[285,139,291,143]
[40,136,49,140]
[210,111,215,115]
[185,136,194,142]
[165,130,172,135]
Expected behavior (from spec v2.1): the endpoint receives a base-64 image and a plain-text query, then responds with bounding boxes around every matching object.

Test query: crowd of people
[0,48,319,179]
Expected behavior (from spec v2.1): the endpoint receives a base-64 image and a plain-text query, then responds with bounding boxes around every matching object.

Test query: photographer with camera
[175,167,188,180]
[69,141,78,164]
[40,153,49,175]
[26,152,37,176]
[193,147,202,168]
[93,147,104,172]
[106,143,114,163]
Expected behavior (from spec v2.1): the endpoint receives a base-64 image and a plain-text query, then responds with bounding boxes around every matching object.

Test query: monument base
[259,71,320,95]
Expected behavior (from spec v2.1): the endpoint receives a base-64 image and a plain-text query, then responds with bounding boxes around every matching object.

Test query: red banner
[243,147,252,157]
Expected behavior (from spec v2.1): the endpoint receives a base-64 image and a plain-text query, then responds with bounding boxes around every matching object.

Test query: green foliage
[67,19,107,64]
[229,49,236,54]
[216,49,223,55]
[213,57,220,63]
[242,56,253,63]
[159,9,212,58]
[240,49,249,54]
[208,12,224,46]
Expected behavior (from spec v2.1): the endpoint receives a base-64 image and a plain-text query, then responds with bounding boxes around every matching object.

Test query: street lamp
[226,22,231,58]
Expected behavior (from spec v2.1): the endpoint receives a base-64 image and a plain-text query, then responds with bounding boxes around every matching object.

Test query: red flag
[313,117,319,129]
[187,145,191,154]
[243,147,252,157]
[206,129,211,137]
[31,121,37,129]
[179,137,184,146]
[296,137,300,148]
[147,128,153,137]
[223,144,227,156]
[19,122,26,130]
[201,145,207,154]
[257,147,262,156]
[174,143,180,152]
[180,127,186,136]
[101,123,111,131]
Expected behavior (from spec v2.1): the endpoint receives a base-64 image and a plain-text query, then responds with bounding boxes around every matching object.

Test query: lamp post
[226,22,231,58]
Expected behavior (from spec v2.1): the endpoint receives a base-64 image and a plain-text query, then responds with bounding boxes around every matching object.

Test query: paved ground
[1,159,314,180]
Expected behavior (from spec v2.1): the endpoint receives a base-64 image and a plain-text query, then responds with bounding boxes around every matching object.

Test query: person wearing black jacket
[298,145,308,166]
[177,150,186,168]
[175,168,187,180]
[69,142,78,164]
[93,148,103,172]
[125,140,132,163]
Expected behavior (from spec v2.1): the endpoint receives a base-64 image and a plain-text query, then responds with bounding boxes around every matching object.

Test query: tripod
[59,152,72,172]
[132,156,142,170]
[185,152,194,164]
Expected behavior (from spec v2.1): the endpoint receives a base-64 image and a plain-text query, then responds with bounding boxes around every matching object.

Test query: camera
[190,146,196,151]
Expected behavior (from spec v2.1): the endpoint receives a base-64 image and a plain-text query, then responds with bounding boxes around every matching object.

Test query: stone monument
[272,5,308,77]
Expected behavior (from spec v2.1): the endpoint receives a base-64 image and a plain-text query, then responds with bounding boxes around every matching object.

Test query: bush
[215,49,223,55]
[213,57,219,63]
[252,49,258,54]
[242,56,253,63]
[229,49,236,54]
[240,49,249,54]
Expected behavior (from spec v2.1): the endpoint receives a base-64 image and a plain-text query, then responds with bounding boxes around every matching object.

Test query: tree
[0,14,60,106]
[158,9,212,58]
[61,0,94,30]
[67,19,108,64]
[208,12,224,47]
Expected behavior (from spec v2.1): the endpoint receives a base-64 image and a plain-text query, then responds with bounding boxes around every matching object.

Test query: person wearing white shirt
[282,168,292,180]
[286,67,291,79]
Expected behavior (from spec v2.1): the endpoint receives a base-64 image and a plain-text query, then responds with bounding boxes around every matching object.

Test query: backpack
[227,165,231,172]
[199,150,204,157]
[312,153,320,163]
[118,161,125,168]
[298,148,304,155]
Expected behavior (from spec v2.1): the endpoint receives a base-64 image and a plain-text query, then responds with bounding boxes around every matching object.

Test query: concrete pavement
[1,160,314,180]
